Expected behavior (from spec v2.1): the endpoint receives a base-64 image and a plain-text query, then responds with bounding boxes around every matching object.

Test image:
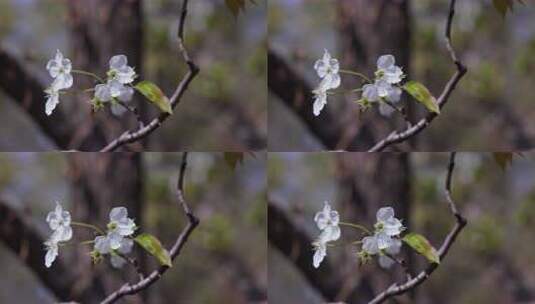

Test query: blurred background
[0,152,266,303]
[269,152,535,303]
[0,0,266,151]
[269,0,535,151]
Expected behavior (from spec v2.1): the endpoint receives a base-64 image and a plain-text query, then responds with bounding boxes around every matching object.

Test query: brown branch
[100,152,199,303]
[268,200,374,303]
[367,152,467,304]
[0,201,106,302]
[368,0,467,152]
[100,0,199,152]
[0,48,76,149]
[268,49,374,150]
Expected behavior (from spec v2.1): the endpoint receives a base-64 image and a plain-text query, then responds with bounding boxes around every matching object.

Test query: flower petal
[378,255,395,269]
[110,55,128,70]
[362,236,379,255]
[44,241,58,268]
[45,91,60,116]
[362,84,379,102]
[377,55,395,70]
[376,207,395,222]
[376,232,393,250]
[110,207,128,222]
[95,235,111,254]
[110,254,127,268]
[313,242,326,268]
[312,90,327,117]
[95,84,112,102]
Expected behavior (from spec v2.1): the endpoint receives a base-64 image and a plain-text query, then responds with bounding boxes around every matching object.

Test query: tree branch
[268,50,375,150]
[268,200,373,303]
[100,152,199,303]
[100,0,199,152]
[368,0,467,152]
[0,201,105,302]
[0,48,75,149]
[367,152,467,304]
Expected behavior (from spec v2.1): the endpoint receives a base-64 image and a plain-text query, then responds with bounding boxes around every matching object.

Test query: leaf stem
[339,69,372,82]
[72,69,105,83]
[71,221,105,235]
[339,221,372,234]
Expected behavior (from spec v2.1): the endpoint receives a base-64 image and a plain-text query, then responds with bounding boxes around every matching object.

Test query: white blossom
[376,55,403,84]
[362,83,380,103]
[94,80,135,116]
[45,89,60,116]
[375,207,404,237]
[46,202,72,242]
[314,201,340,243]
[46,50,73,91]
[108,207,136,237]
[378,238,402,269]
[361,207,405,265]
[109,55,136,85]
[44,240,59,268]
[312,240,327,268]
[312,88,327,117]
[110,238,134,268]
[362,235,380,255]
[314,49,341,90]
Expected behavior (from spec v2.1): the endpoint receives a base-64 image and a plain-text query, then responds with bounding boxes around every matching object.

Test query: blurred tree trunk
[332,1,412,300]
[62,1,145,302]
[335,0,413,150]
[66,0,145,150]
[336,153,412,303]
[67,153,144,302]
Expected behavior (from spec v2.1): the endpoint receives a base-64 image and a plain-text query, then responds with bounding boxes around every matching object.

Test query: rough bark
[335,0,412,149]
[62,2,146,301]
[335,153,412,301]
[67,152,144,302]
[66,0,145,150]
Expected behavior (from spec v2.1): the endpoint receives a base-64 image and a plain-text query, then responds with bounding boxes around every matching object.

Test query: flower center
[374,222,384,231]
[375,70,384,78]
[107,222,118,231]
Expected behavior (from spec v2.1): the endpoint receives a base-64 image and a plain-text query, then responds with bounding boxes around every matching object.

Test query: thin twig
[382,100,411,128]
[100,0,199,152]
[368,0,467,152]
[367,152,467,304]
[100,152,199,304]
[117,101,143,129]
[115,252,144,280]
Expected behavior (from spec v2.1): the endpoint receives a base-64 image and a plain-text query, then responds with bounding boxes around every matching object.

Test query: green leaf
[135,233,172,267]
[403,81,440,114]
[224,152,244,170]
[402,233,440,264]
[135,81,173,114]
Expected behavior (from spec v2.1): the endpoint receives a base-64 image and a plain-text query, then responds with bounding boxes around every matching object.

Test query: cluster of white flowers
[93,207,136,268]
[312,203,405,270]
[45,50,73,116]
[44,203,137,269]
[44,202,73,268]
[361,55,404,117]
[93,55,136,116]
[312,50,340,116]
[44,50,137,116]
[312,201,340,268]
[311,51,405,117]
[360,207,404,268]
